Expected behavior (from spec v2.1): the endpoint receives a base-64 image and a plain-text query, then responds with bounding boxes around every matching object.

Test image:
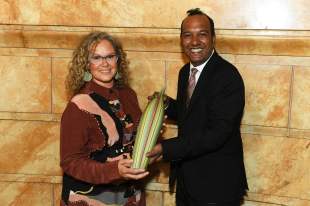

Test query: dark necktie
[186,67,198,107]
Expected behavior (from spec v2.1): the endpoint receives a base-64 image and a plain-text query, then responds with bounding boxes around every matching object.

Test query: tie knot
[191,68,198,76]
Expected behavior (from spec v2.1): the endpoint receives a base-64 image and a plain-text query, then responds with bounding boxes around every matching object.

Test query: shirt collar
[190,49,214,73]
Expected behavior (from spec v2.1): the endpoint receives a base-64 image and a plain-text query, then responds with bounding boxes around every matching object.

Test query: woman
[60,31,149,206]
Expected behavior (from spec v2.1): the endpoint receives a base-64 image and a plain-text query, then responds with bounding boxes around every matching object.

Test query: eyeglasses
[89,54,119,65]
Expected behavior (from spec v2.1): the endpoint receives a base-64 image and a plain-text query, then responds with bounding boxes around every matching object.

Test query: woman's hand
[118,159,149,180]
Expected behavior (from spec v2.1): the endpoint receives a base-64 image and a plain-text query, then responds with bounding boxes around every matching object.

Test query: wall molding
[1,26,310,57]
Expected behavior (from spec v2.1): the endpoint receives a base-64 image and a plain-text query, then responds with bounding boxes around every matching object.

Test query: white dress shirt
[189,49,215,83]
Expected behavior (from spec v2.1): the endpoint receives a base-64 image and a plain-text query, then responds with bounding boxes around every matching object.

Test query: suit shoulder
[216,56,242,79]
[210,56,244,89]
[180,63,190,71]
[216,55,236,71]
[179,63,190,75]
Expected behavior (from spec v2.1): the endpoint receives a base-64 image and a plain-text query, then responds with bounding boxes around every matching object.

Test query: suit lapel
[185,52,219,116]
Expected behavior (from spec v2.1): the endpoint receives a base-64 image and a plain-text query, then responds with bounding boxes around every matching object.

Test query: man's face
[181,15,215,66]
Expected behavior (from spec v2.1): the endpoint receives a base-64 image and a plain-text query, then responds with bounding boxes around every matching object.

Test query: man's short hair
[181,8,215,37]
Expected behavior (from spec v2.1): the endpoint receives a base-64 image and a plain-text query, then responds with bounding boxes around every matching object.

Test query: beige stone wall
[0,1,309,205]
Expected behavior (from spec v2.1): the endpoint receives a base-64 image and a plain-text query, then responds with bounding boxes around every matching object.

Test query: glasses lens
[89,55,101,65]
[106,55,118,64]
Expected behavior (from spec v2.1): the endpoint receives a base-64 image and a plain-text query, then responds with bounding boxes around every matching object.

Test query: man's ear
[212,36,216,45]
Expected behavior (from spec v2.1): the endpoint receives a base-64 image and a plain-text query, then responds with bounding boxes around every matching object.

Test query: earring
[83,71,92,82]
[115,71,121,80]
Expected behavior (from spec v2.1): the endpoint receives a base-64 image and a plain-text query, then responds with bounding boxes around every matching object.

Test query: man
[147,8,248,206]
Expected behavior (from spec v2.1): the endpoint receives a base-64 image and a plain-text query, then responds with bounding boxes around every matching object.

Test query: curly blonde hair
[66,31,129,98]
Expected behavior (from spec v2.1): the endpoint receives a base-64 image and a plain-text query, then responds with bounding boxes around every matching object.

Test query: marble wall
[0,1,309,205]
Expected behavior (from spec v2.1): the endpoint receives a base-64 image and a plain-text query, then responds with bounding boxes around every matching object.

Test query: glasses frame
[89,54,119,65]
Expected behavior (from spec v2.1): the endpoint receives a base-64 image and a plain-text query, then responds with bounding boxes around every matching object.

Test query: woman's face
[88,39,118,88]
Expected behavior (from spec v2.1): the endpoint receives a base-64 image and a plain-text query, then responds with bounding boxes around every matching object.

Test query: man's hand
[147,143,163,164]
[147,92,170,110]
[118,159,149,180]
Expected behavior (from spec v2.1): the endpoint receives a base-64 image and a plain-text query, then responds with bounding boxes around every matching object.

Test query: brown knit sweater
[60,81,144,206]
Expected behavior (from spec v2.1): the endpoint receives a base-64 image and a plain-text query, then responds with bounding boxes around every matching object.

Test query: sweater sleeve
[60,102,122,184]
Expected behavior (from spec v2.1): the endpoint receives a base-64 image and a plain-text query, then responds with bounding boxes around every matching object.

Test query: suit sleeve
[162,66,245,161]
[165,97,177,121]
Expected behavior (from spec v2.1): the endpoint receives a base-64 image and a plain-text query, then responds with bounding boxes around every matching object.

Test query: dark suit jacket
[162,51,248,203]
